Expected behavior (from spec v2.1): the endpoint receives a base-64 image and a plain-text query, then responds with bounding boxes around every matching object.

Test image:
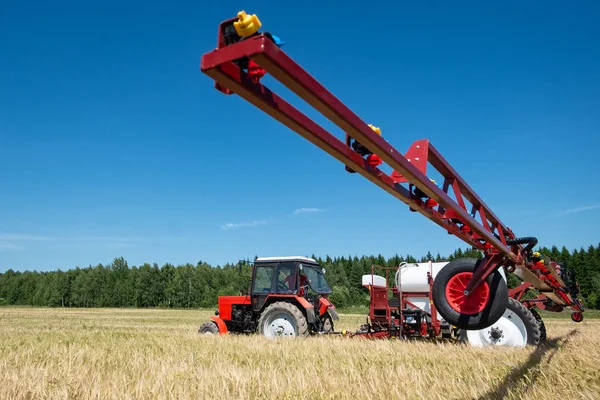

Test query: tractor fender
[328,307,339,321]
[210,315,229,335]
[318,297,339,320]
[295,296,316,323]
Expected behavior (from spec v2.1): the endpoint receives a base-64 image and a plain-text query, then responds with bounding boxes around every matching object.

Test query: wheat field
[0,307,598,400]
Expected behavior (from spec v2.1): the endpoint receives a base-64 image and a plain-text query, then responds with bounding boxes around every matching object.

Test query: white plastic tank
[398,261,448,320]
[395,260,506,293]
[361,261,507,322]
[397,261,449,293]
[360,261,448,292]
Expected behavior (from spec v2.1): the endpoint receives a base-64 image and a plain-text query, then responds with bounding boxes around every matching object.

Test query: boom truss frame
[199,16,584,321]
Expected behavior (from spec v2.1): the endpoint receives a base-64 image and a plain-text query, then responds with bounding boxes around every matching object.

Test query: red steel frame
[200,16,584,316]
[357,264,441,339]
[508,282,566,312]
[395,264,442,338]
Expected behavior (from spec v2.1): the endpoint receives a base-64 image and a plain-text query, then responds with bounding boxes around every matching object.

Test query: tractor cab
[200,256,338,337]
[251,256,332,294]
[250,256,333,311]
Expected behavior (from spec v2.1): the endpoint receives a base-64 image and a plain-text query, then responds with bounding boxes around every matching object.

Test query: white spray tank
[395,261,448,321]
[364,260,507,322]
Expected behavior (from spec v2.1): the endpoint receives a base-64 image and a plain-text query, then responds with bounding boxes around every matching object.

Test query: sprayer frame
[346,263,442,340]
[200,16,585,327]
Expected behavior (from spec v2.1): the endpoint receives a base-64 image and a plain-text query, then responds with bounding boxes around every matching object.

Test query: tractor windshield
[300,264,332,294]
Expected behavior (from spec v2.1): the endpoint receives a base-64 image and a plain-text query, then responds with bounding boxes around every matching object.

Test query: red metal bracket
[390,140,429,183]
[465,253,507,294]
[508,282,533,302]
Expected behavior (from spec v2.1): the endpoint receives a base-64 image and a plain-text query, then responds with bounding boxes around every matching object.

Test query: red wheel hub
[445,272,490,314]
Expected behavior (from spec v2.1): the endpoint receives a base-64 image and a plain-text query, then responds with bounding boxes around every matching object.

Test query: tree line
[0,243,599,309]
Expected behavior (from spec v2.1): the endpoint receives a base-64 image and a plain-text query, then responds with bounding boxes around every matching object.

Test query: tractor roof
[255,256,318,263]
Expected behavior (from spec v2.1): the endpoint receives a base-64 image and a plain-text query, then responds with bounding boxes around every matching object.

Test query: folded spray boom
[200,11,585,329]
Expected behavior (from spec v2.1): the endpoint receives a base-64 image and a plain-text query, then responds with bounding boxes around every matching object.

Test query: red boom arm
[200,13,584,328]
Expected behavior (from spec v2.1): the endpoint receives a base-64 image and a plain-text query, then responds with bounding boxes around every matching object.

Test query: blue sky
[1,1,599,272]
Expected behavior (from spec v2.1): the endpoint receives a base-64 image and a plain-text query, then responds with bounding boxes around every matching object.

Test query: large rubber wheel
[258,301,309,338]
[198,320,219,335]
[322,314,334,333]
[433,258,508,330]
[459,298,541,347]
[529,307,547,343]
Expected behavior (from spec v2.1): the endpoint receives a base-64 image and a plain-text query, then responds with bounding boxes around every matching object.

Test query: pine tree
[1,243,598,309]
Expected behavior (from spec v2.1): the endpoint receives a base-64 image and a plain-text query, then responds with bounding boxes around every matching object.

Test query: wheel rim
[466,307,528,347]
[262,312,297,338]
[445,272,490,314]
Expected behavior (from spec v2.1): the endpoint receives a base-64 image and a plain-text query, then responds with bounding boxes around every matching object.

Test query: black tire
[322,314,334,333]
[432,258,508,330]
[571,312,584,323]
[457,297,541,346]
[529,307,547,343]
[257,301,309,337]
[506,298,542,346]
[198,320,219,335]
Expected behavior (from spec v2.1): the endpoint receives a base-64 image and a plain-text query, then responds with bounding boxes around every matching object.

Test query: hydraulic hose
[506,236,538,255]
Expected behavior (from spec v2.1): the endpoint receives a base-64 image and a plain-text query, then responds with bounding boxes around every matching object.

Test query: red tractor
[199,256,339,337]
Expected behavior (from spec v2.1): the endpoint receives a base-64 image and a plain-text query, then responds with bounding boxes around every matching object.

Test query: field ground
[0,307,598,400]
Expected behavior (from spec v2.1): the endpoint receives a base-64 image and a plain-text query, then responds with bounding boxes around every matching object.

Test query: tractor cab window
[300,264,333,295]
[252,265,275,294]
[275,262,297,293]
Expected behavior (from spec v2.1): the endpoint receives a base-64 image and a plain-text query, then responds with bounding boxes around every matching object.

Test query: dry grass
[0,307,598,400]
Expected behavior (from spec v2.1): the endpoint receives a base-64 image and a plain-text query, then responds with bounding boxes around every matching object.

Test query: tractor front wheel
[433,258,508,330]
[258,301,309,338]
[322,314,334,333]
[198,320,219,335]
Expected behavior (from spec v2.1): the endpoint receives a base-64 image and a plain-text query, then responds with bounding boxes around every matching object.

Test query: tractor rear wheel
[432,257,508,330]
[198,320,219,335]
[258,301,309,338]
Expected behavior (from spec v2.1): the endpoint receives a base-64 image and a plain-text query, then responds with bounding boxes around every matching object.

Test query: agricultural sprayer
[198,11,586,346]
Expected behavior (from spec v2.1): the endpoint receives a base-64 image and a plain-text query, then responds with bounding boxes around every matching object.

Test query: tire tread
[198,320,219,334]
[529,307,546,343]
[257,301,309,337]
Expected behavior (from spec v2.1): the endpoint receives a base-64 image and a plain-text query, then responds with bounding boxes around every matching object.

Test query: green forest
[1,243,599,309]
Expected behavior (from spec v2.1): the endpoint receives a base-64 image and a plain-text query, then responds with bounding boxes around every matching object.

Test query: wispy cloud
[293,207,324,215]
[0,233,153,243]
[0,242,25,252]
[221,220,270,230]
[0,233,52,241]
[544,203,600,220]
[0,232,170,251]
